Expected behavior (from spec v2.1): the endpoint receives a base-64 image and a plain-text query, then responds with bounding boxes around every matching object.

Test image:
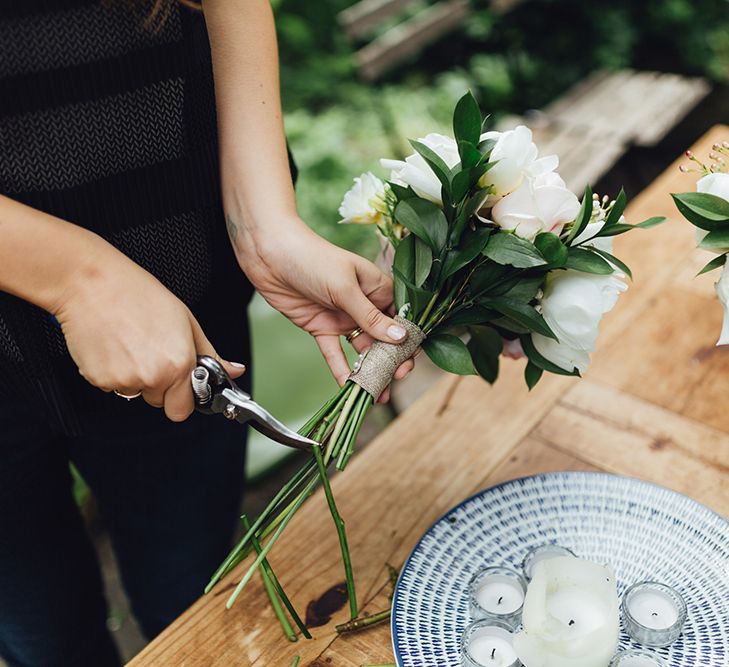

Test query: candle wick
[497,596,503,605]
[652,612,658,616]
[568,619,575,626]
[491,648,496,659]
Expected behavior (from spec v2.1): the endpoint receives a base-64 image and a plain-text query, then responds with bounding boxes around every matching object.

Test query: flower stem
[335,608,391,634]
[205,460,317,593]
[291,657,300,667]
[337,391,373,470]
[324,382,360,464]
[226,475,319,609]
[314,445,358,619]
[242,516,298,642]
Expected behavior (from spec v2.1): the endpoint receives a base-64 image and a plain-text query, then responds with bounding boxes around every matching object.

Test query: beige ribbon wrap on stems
[348,316,426,399]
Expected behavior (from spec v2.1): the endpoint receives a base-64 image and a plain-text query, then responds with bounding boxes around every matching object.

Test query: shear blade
[220,389,319,451]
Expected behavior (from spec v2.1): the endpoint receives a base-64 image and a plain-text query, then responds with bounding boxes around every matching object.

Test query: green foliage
[422,334,477,375]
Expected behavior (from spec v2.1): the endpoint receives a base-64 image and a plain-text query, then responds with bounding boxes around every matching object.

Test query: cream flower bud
[338,172,388,225]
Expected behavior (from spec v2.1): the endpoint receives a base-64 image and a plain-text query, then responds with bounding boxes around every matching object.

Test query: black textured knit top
[0,0,258,433]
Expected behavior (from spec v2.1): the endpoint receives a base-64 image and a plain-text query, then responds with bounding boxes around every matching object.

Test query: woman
[0,1,413,664]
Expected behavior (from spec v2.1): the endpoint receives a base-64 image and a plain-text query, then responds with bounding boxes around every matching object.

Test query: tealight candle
[468,566,528,627]
[609,649,668,667]
[461,619,522,667]
[522,543,577,581]
[622,582,687,647]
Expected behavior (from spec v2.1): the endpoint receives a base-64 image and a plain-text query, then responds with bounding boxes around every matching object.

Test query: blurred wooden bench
[339,0,524,81]
[497,69,711,194]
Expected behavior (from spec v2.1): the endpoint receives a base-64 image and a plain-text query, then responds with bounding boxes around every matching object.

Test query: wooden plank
[355,0,470,81]
[533,403,729,515]
[338,0,416,40]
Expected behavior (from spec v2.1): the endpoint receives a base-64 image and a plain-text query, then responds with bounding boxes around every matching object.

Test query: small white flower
[531,269,627,373]
[380,133,461,205]
[715,256,729,346]
[490,172,581,241]
[481,125,558,198]
[338,172,388,225]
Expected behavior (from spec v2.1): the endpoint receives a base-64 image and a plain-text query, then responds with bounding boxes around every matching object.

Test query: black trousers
[0,396,247,667]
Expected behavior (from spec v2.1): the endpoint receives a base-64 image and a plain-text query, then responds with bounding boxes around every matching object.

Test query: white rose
[531,269,627,373]
[380,133,460,205]
[490,172,581,241]
[481,125,558,198]
[572,215,616,254]
[338,172,388,225]
[695,172,729,251]
[715,256,729,346]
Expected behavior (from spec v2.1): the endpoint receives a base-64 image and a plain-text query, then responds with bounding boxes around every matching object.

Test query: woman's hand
[232,216,414,400]
[54,239,245,421]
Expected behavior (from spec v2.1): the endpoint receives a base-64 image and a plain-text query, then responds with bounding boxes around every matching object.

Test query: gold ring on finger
[346,327,364,344]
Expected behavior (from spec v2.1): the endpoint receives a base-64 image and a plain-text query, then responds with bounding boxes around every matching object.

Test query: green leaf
[410,139,451,193]
[499,274,545,301]
[534,232,568,267]
[591,248,632,279]
[565,248,614,274]
[697,253,728,276]
[453,91,482,146]
[395,198,448,252]
[392,266,434,314]
[595,223,634,237]
[485,298,557,340]
[442,305,499,327]
[483,233,547,268]
[441,225,492,279]
[489,316,530,335]
[458,140,482,170]
[388,182,417,201]
[520,335,580,377]
[672,192,729,231]
[698,228,729,250]
[604,188,626,228]
[393,235,415,310]
[414,236,432,287]
[470,260,511,295]
[467,326,502,383]
[635,216,666,229]
[524,361,543,390]
[565,186,593,245]
[451,169,471,203]
[422,334,477,375]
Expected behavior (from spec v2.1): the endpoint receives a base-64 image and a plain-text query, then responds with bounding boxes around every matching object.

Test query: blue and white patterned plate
[391,472,729,667]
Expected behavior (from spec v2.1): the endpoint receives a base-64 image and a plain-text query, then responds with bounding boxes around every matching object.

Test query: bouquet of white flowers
[673,145,729,345]
[204,93,664,639]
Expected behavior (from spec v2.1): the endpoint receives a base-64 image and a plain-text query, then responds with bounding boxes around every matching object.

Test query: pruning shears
[191,355,319,451]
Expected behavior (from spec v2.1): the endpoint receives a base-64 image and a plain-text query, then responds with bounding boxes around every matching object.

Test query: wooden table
[129,127,729,666]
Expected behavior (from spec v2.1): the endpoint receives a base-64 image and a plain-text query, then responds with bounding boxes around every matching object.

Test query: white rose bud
[338,172,388,225]
[490,172,581,241]
[531,269,627,373]
[380,133,461,205]
[715,256,729,346]
[695,172,729,252]
[481,125,558,199]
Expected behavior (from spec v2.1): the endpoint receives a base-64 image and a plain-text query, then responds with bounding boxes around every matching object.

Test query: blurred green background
[247,0,729,478]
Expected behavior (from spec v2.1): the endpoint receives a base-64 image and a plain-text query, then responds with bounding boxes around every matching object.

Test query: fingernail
[230,362,246,370]
[387,325,407,341]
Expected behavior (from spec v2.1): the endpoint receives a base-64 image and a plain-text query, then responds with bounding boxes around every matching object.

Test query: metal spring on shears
[191,366,211,405]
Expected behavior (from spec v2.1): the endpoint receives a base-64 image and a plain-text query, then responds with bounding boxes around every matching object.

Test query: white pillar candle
[462,620,520,667]
[469,567,528,626]
[513,556,620,667]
